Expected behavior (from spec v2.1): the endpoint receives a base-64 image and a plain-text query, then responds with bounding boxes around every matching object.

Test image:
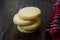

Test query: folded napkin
[45,0,60,40]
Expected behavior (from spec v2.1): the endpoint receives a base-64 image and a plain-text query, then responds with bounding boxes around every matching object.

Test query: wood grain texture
[0,0,54,40]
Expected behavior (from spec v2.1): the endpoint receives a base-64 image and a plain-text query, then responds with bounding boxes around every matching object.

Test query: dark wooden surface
[0,0,54,40]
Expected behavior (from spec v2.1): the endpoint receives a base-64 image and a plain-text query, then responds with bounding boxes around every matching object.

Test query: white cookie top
[18,6,41,20]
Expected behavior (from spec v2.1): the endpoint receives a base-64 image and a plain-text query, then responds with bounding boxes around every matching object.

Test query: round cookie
[20,19,40,31]
[13,14,34,26]
[17,26,35,33]
[18,6,41,21]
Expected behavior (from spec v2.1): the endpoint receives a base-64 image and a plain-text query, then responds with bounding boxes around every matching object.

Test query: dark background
[0,0,54,40]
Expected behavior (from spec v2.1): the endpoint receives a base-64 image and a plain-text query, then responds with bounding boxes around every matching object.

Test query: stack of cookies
[13,6,41,33]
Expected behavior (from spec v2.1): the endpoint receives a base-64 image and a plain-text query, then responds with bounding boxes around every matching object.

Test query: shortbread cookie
[18,6,41,21]
[20,19,40,31]
[17,26,35,33]
[13,14,34,26]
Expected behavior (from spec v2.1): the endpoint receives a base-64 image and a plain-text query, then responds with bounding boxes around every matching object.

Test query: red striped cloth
[45,0,60,40]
